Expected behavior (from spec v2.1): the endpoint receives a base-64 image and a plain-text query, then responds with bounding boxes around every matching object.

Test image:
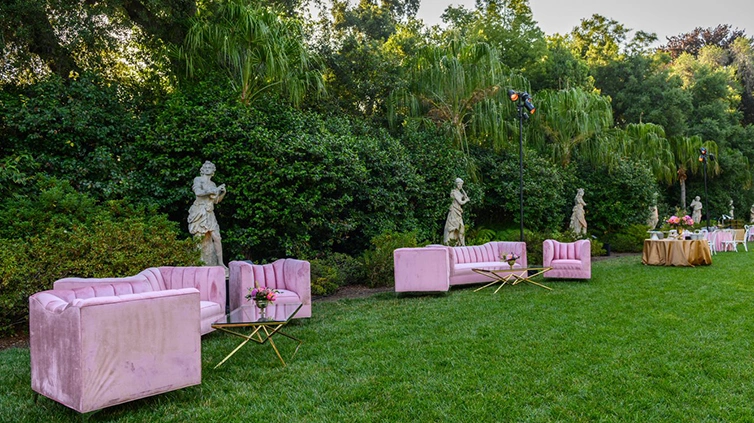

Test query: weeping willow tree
[388,35,529,157]
[580,123,723,210]
[580,123,676,184]
[530,87,613,167]
[180,0,324,106]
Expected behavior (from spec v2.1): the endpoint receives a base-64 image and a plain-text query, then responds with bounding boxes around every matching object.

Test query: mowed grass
[2,252,754,422]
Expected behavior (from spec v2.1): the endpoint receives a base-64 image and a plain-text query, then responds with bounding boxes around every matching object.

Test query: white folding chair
[721,228,747,252]
[707,230,718,255]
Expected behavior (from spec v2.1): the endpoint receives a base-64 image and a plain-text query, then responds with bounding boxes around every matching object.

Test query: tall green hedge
[128,86,465,261]
[0,178,200,336]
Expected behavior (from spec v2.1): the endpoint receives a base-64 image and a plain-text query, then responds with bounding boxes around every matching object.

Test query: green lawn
[3,252,754,422]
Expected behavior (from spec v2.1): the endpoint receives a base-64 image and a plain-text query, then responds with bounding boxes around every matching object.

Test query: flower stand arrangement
[501,252,520,269]
[666,215,694,239]
[245,282,279,320]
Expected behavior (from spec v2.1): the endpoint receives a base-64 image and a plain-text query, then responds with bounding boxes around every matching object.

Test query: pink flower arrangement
[666,215,694,228]
[501,252,520,263]
[245,283,279,303]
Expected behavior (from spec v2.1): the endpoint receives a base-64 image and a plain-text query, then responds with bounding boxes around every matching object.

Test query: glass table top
[213,303,302,326]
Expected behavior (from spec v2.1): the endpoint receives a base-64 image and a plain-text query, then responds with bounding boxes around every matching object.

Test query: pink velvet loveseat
[394,241,528,292]
[52,266,227,335]
[229,259,311,318]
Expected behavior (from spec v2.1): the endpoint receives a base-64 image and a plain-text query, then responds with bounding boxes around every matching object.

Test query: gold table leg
[510,269,552,290]
[213,323,302,368]
[493,274,516,294]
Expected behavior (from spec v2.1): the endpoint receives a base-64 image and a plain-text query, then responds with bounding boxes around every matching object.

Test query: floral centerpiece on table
[501,252,520,269]
[666,215,694,237]
[245,282,279,309]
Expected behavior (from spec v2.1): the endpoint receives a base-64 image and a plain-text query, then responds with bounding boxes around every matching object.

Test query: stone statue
[443,178,469,246]
[729,200,735,219]
[647,205,659,230]
[690,196,703,225]
[188,161,227,272]
[750,204,754,223]
[569,188,587,236]
[647,193,659,229]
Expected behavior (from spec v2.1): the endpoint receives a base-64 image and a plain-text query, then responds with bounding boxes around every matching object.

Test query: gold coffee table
[211,303,302,368]
[472,266,553,292]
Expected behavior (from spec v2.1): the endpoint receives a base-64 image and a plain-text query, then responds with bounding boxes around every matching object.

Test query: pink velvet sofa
[52,266,227,335]
[29,281,201,413]
[394,241,528,292]
[542,239,591,279]
[229,260,311,318]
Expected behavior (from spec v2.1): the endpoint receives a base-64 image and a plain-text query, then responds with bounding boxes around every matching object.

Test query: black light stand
[508,90,536,242]
[699,147,712,230]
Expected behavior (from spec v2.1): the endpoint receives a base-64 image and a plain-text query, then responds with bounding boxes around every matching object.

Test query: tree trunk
[678,168,687,211]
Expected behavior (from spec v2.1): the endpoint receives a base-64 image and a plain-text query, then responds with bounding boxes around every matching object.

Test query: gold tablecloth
[642,239,712,266]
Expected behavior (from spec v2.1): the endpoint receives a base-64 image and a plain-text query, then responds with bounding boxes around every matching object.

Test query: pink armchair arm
[282,259,311,314]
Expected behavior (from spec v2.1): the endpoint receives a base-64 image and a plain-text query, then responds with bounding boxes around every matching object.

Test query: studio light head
[508,90,536,114]
[699,147,715,162]
[523,95,536,114]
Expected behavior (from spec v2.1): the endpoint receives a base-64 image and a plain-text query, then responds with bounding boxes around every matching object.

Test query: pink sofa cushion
[549,259,583,269]
[53,275,151,291]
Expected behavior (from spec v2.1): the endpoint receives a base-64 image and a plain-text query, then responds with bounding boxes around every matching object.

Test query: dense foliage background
[1,0,753,334]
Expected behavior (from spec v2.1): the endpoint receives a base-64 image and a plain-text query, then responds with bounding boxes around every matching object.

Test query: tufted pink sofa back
[449,241,527,267]
[551,241,584,259]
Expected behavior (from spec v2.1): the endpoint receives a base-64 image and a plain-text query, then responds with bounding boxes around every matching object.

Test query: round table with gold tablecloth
[642,239,712,266]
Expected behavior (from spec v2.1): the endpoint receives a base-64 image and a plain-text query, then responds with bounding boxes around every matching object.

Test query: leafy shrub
[0,179,199,336]
[608,224,650,253]
[309,253,366,296]
[471,146,573,233]
[361,231,419,288]
[0,73,141,200]
[576,160,657,239]
[466,227,498,245]
[309,259,339,296]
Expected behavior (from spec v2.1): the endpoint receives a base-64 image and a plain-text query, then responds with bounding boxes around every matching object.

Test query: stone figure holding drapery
[647,193,659,230]
[690,196,703,225]
[443,178,469,246]
[188,161,227,273]
[569,188,587,236]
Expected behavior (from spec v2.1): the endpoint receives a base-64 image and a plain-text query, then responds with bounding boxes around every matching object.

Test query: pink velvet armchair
[29,283,202,413]
[229,259,311,318]
[542,239,591,279]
